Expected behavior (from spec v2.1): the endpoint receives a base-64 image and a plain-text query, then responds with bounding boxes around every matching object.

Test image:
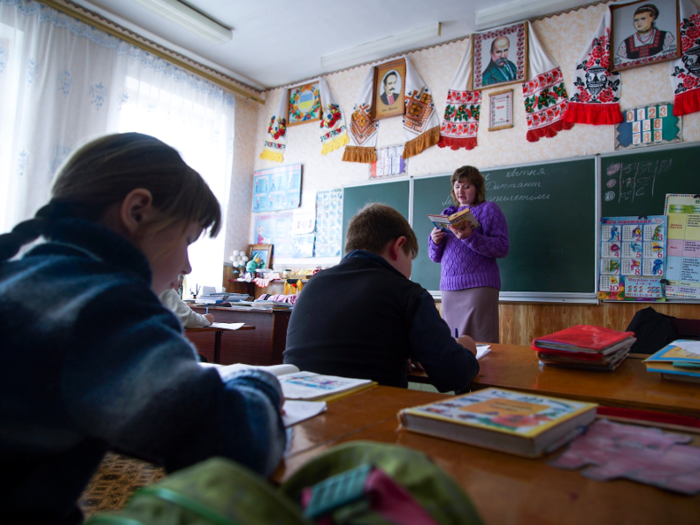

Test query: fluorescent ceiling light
[321,22,441,69]
[475,0,587,30]
[128,0,232,44]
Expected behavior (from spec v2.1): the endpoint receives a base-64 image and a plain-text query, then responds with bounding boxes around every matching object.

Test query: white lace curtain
[0,0,235,289]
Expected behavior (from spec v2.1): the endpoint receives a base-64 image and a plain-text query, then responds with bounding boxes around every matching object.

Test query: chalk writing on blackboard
[603,159,673,204]
[485,168,550,202]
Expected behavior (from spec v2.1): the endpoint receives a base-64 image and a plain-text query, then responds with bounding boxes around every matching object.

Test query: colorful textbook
[398,388,597,458]
[428,208,480,233]
[644,340,700,383]
[277,371,375,401]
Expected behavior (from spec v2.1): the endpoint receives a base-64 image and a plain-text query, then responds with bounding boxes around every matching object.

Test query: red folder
[533,325,635,353]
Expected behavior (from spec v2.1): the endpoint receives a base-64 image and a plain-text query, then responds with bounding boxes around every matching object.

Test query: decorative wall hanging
[611,0,681,73]
[565,0,700,126]
[472,21,528,90]
[343,55,440,164]
[615,102,682,149]
[488,89,514,130]
[288,82,321,126]
[372,58,407,120]
[314,189,343,257]
[260,78,348,162]
[438,21,572,149]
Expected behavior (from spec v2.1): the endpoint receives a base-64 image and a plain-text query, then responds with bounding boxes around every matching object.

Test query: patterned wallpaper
[225,2,700,259]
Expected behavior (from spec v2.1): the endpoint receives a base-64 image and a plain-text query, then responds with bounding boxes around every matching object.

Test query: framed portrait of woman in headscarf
[611,0,681,73]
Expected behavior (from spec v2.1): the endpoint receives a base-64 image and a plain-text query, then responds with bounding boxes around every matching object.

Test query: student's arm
[63,281,286,477]
[459,202,509,259]
[160,288,212,328]
[407,290,479,393]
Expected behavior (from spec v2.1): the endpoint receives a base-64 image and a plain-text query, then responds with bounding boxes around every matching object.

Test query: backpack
[84,441,483,525]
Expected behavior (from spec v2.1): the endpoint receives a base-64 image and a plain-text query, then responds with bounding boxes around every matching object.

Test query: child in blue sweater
[0,133,286,524]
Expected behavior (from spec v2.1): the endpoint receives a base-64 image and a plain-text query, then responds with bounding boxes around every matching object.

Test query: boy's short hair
[345,203,418,258]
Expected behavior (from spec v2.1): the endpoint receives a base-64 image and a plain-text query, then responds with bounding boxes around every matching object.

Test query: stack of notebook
[644,340,700,383]
[532,325,636,371]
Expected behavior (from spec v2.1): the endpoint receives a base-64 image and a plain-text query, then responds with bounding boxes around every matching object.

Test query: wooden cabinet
[185,306,291,365]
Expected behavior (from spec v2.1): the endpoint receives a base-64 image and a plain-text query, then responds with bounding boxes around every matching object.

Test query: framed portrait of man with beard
[472,21,528,90]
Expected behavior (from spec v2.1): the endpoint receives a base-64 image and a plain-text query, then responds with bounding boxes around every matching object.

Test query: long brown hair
[450,165,486,206]
[0,132,221,260]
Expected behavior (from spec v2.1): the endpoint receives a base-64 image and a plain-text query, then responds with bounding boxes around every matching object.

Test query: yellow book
[428,208,480,233]
[398,388,597,458]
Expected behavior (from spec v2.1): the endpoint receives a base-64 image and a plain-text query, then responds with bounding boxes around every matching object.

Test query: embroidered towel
[564,7,623,125]
[318,78,349,154]
[343,56,440,163]
[672,0,700,115]
[259,94,288,162]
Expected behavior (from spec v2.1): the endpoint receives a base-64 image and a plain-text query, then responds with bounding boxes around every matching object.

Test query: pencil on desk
[206,305,209,314]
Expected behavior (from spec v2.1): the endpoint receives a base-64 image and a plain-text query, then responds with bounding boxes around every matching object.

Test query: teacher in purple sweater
[428,166,509,343]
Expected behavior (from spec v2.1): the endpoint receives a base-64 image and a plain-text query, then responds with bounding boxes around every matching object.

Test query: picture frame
[611,0,681,73]
[288,82,322,126]
[472,22,528,90]
[248,244,273,269]
[371,58,406,120]
[488,88,514,131]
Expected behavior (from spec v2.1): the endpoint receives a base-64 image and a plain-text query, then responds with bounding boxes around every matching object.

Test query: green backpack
[85,441,483,525]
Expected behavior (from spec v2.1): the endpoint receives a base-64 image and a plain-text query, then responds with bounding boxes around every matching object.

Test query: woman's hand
[449,224,473,240]
[430,227,445,245]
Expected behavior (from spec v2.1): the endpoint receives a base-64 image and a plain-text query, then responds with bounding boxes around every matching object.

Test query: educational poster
[666,212,700,299]
[598,216,667,301]
[292,234,315,258]
[253,212,293,258]
[252,164,302,212]
[615,103,681,150]
[369,145,407,179]
[665,194,700,214]
[314,189,343,257]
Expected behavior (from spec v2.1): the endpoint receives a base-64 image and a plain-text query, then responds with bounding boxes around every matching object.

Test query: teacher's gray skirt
[441,287,500,344]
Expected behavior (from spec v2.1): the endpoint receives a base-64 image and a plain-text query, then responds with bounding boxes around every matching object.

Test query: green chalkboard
[601,143,700,217]
[342,180,410,253]
[412,158,597,293]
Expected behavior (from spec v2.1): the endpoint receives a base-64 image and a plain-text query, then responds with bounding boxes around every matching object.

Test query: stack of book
[644,340,700,383]
[531,325,636,371]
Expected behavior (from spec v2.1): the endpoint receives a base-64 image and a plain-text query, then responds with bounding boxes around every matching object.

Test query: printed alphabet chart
[598,216,667,301]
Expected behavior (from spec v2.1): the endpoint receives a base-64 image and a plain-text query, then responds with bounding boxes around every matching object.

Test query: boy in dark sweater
[284,203,479,392]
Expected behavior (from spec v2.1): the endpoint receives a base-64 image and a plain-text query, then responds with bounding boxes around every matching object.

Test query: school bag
[84,441,483,525]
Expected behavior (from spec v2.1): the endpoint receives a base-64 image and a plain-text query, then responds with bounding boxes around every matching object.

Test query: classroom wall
[245,0,700,242]
[226,1,700,343]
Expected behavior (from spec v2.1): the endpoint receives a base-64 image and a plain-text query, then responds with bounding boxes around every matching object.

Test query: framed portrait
[371,58,406,120]
[248,244,273,269]
[488,89,514,131]
[472,22,528,90]
[611,0,681,73]
[288,82,321,126]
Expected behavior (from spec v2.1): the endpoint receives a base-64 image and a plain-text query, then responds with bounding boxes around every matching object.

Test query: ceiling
[69,0,597,91]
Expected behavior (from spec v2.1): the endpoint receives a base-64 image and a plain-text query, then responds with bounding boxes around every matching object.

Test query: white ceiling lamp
[128,0,232,44]
[475,0,588,30]
[321,22,441,70]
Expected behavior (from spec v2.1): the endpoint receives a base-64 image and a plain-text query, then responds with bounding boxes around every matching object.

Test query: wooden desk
[186,306,290,365]
[468,344,700,419]
[276,386,700,525]
[185,325,255,364]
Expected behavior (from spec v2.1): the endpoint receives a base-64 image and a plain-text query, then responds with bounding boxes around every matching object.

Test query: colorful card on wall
[665,194,700,215]
[665,211,700,299]
[615,103,681,150]
[314,189,342,257]
[369,144,407,179]
[252,164,302,213]
[598,216,667,301]
[253,212,293,258]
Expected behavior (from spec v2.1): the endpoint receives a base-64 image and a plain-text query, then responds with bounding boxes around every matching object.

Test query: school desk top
[274,385,700,525]
[467,343,700,419]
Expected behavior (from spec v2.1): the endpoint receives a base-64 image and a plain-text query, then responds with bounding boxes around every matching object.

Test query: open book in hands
[428,208,480,233]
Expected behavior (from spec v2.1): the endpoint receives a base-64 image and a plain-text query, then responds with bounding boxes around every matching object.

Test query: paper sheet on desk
[476,345,491,360]
[672,340,700,355]
[282,400,327,427]
[210,322,245,330]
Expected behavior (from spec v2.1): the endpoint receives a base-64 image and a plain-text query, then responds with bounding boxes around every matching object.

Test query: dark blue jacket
[0,218,285,524]
[284,250,479,391]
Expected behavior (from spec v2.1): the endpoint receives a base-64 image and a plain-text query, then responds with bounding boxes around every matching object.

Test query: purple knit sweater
[428,201,509,291]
